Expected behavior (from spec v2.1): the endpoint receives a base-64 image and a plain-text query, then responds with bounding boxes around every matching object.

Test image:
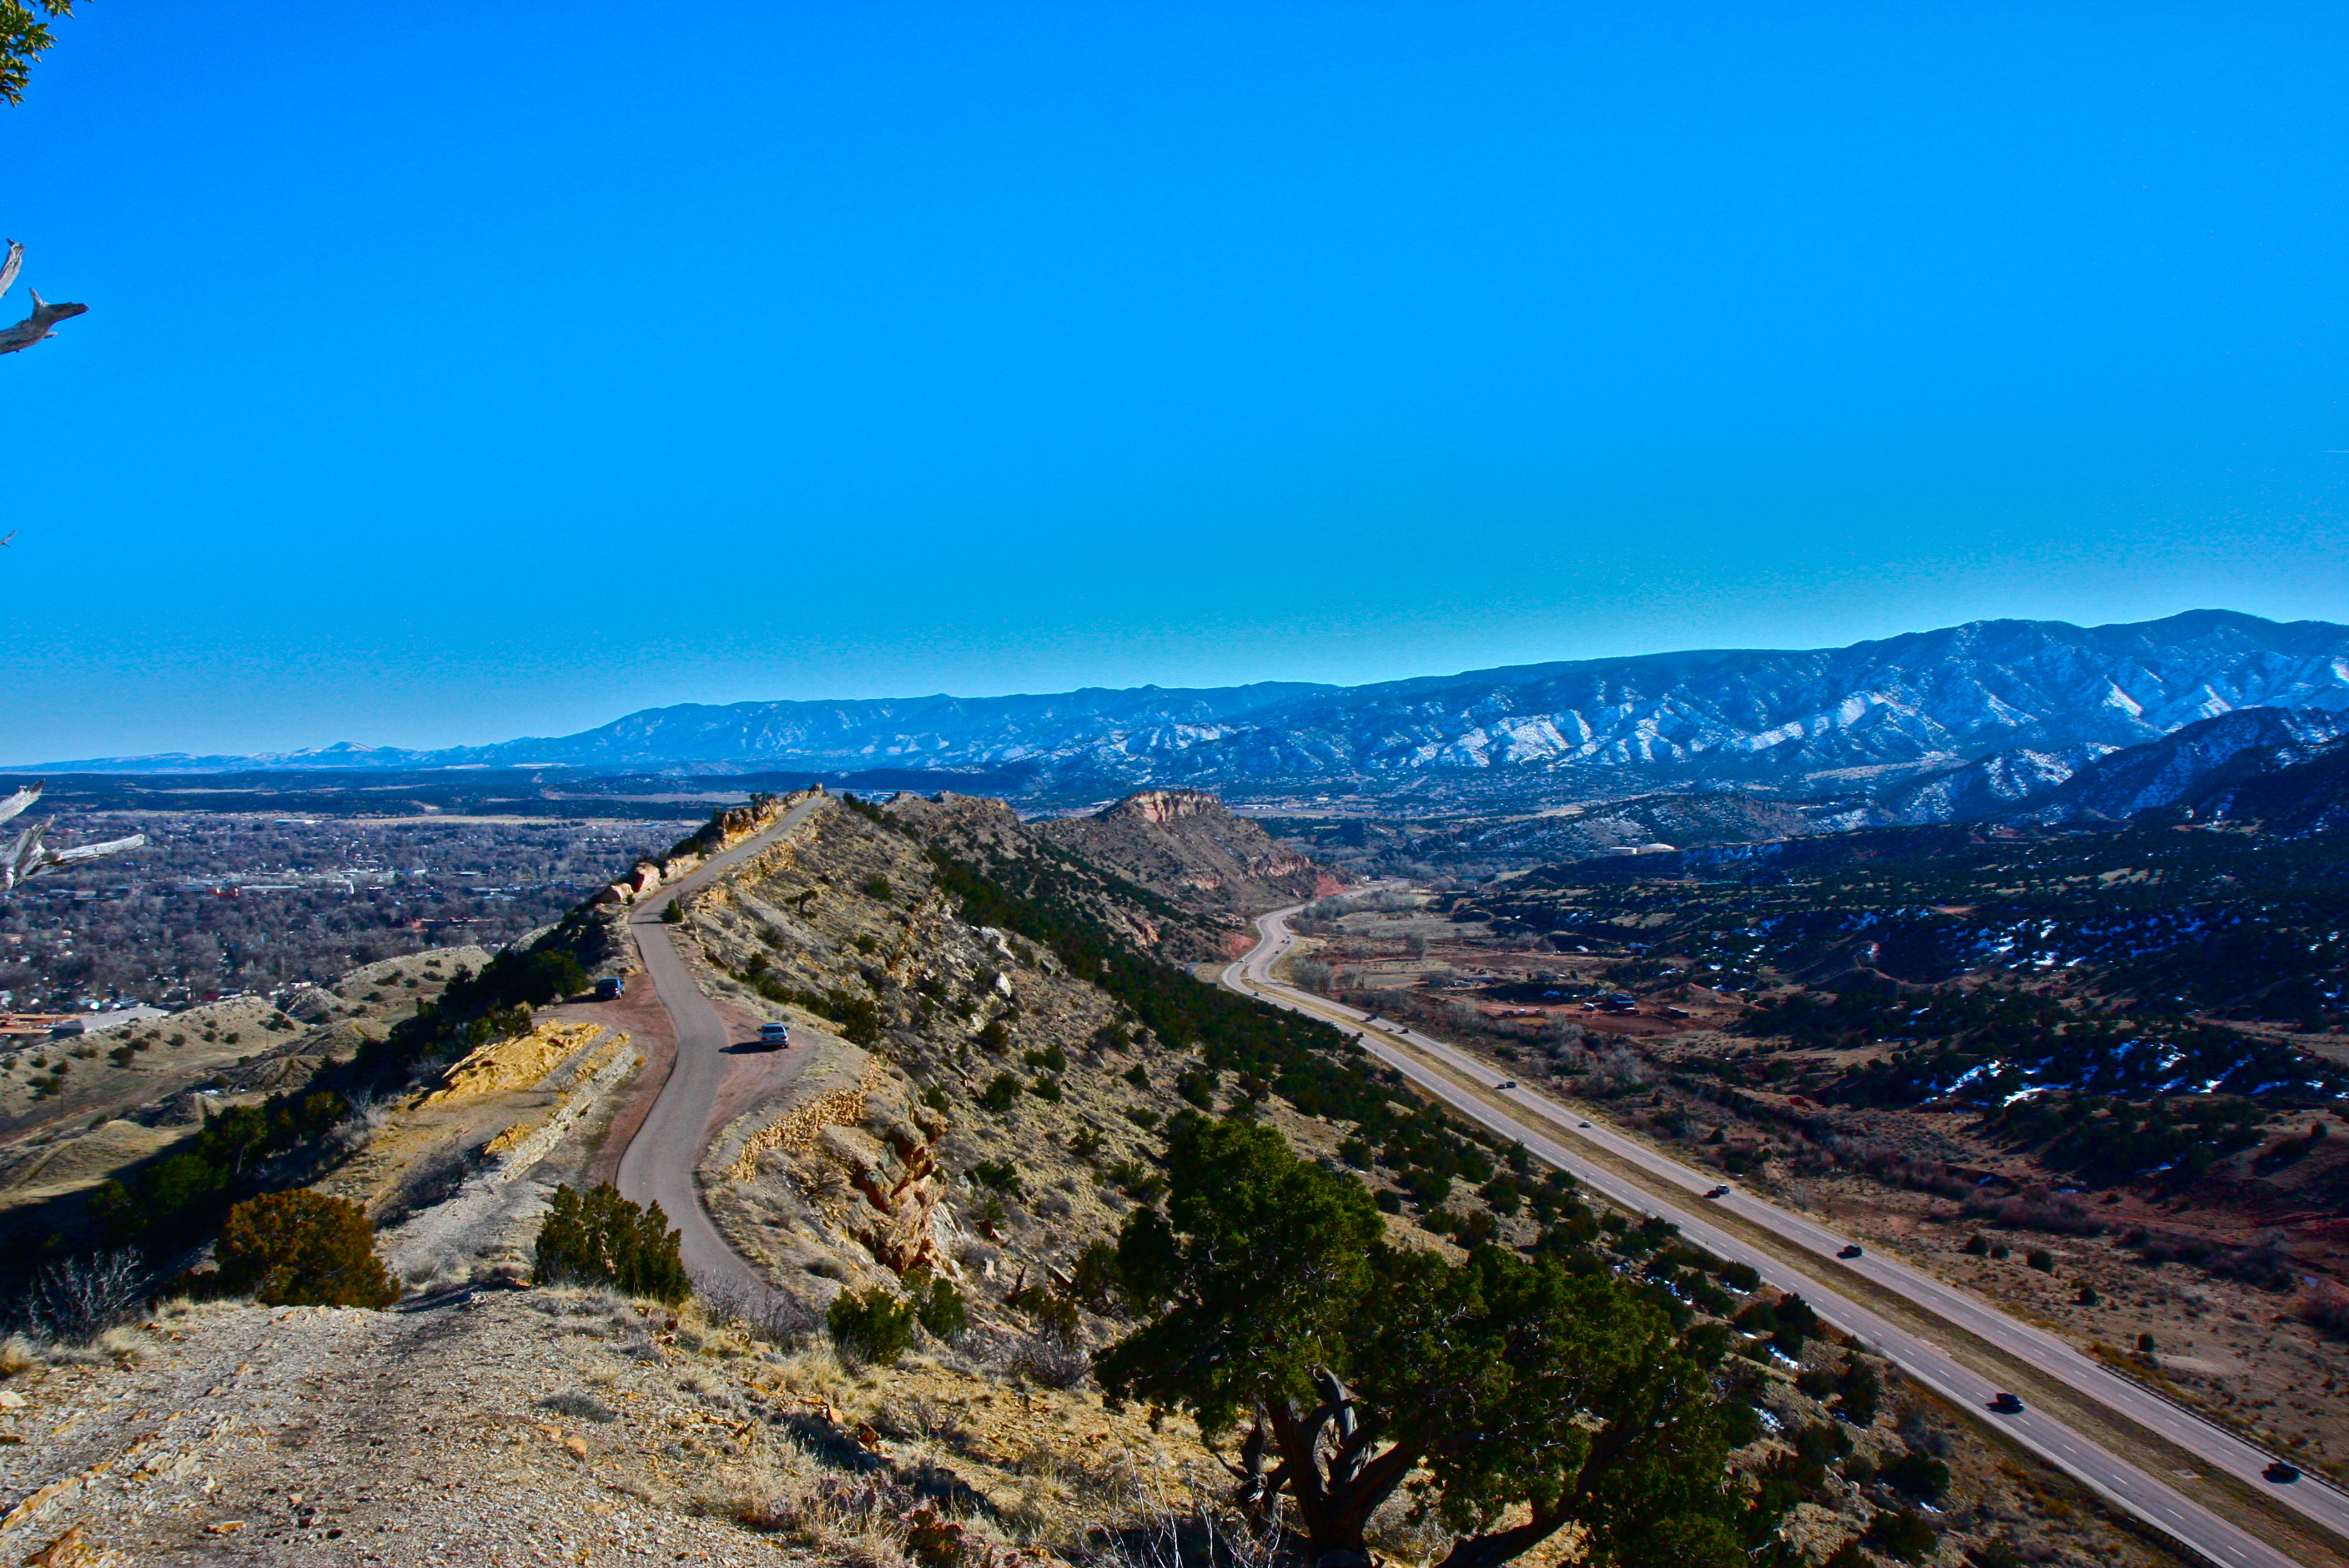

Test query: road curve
[1223,903,2344,1568]
[615,792,832,1304]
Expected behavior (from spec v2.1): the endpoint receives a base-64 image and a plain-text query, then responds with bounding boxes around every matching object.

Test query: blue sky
[5,2,2348,759]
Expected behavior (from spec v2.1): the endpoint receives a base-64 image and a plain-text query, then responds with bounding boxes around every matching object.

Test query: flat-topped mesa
[1039,787,1327,915]
[1111,788,1226,827]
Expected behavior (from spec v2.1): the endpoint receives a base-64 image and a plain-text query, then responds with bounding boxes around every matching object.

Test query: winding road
[614,792,831,1308]
[1223,902,2349,1568]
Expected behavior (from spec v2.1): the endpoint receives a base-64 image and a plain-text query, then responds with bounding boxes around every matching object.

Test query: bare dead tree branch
[0,239,84,354]
[1,781,143,892]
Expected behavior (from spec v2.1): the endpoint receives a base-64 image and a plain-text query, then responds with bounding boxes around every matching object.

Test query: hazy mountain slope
[2005,706,2349,822]
[2187,737,2349,833]
[1034,789,1325,913]
[29,611,2349,796]
[1408,791,1817,864]
[1860,743,2119,827]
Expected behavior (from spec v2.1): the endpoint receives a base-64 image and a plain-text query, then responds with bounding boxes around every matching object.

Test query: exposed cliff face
[661,794,1234,1320]
[702,1041,960,1291]
[1036,788,1326,913]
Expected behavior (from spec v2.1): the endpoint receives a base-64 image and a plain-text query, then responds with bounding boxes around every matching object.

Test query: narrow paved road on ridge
[616,792,832,1306]
[1223,902,2348,1568]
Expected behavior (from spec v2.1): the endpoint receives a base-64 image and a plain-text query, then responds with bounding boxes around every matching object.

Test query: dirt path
[0,1295,778,1565]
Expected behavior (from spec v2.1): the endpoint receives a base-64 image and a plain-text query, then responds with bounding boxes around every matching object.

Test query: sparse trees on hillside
[1096,1115,1762,1568]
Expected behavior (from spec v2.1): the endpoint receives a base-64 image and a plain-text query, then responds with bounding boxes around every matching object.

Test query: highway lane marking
[1310,952,2349,1529]
[1221,911,2326,1568]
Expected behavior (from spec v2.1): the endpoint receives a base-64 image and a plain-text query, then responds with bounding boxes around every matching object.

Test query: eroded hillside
[0,787,2217,1568]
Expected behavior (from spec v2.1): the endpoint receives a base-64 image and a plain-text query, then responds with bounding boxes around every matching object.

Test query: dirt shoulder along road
[613,793,832,1309]
[1224,903,2349,1568]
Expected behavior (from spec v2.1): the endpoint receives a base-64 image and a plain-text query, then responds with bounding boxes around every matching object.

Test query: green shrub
[980,1073,1021,1113]
[2025,1249,2055,1274]
[1069,1239,1124,1314]
[1879,1453,1949,1505]
[862,875,893,901]
[909,1272,968,1339]
[1007,1283,1082,1345]
[1833,1361,1882,1426]
[1029,1075,1064,1102]
[661,899,685,924]
[215,1190,400,1309]
[970,1158,1023,1195]
[1023,1043,1068,1073]
[1862,1507,1938,1563]
[532,1183,690,1302]
[828,1286,918,1364]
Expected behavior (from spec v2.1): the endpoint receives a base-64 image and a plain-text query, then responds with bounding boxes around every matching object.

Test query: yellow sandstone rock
[417,1022,604,1108]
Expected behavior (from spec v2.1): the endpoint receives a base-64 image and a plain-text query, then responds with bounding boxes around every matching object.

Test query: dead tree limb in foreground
[1,781,143,892]
[0,239,85,354]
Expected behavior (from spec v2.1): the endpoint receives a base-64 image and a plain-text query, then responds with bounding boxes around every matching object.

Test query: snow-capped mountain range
[26,611,2349,804]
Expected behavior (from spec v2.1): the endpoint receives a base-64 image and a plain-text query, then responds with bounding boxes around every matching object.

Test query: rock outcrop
[1039,788,1325,912]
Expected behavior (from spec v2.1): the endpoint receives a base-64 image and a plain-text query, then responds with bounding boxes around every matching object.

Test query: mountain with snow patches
[25,611,2349,799]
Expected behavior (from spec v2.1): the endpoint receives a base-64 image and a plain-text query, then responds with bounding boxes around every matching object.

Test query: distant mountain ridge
[26,611,2349,797]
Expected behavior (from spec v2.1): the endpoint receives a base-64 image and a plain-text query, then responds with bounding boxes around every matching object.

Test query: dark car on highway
[2265,1461,2301,1484]
[1837,1244,1864,1259]
[1990,1392,2025,1414]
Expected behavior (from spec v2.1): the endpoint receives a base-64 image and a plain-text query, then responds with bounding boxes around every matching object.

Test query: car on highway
[1496,1079,1517,1090]
[757,1022,791,1048]
[1989,1392,2025,1414]
[1704,1185,1731,1199]
[593,975,627,1000]
[2265,1461,2301,1484]
[1577,1121,1592,1128]
[1837,1244,1864,1259]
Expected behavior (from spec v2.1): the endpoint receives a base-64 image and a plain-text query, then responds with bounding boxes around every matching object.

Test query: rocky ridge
[1036,788,1325,914]
[38,611,2349,805]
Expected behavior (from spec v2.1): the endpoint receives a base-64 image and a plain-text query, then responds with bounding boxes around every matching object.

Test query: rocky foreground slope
[0,788,2204,1568]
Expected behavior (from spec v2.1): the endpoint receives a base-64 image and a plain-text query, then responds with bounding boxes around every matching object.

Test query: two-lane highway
[1222,902,2348,1568]
[616,791,831,1306]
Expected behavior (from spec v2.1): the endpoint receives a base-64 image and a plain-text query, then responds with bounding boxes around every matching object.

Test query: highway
[615,791,831,1308]
[1222,902,2347,1568]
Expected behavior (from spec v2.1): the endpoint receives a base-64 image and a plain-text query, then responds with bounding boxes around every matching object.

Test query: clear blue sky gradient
[5,2,2348,758]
